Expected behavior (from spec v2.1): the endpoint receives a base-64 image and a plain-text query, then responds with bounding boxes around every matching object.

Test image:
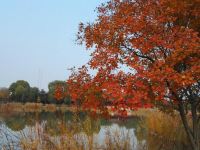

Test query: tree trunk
[178,101,199,150]
[191,102,200,150]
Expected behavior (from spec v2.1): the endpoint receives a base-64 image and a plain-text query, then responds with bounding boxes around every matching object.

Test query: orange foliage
[67,0,200,114]
[54,85,65,101]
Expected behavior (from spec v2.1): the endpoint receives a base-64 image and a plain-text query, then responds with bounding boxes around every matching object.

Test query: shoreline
[0,102,149,117]
[0,102,77,113]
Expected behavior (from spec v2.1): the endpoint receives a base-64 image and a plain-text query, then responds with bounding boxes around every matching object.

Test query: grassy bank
[0,102,77,113]
[0,102,148,117]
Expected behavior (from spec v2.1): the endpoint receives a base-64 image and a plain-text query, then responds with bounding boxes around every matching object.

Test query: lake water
[0,111,190,150]
[0,111,145,150]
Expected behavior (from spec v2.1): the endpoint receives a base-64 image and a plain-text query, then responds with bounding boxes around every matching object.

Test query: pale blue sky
[0,0,106,90]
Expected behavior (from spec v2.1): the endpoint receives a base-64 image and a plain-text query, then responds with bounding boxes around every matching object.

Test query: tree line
[0,80,71,105]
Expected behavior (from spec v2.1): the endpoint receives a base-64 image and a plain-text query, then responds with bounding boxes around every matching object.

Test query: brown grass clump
[145,110,187,142]
[137,109,191,150]
[24,103,43,112]
[43,104,57,112]
[102,128,132,150]
[0,102,23,112]
[0,103,76,113]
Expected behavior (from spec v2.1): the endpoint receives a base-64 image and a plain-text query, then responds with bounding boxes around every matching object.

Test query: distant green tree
[9,80,30,103]
[63,96,72,105]
[39,89,48,104]
[29,87,39,102]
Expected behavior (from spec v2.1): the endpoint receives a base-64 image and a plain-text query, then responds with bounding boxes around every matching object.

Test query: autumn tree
[49,80,71,104]
[66,0,200,149]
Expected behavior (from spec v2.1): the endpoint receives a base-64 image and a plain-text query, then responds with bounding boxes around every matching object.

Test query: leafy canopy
[66,0,200,113]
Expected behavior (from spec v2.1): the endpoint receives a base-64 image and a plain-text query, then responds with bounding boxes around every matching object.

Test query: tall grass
[136,109,191,150]
[0,108,193,150]
[18,116,133,150]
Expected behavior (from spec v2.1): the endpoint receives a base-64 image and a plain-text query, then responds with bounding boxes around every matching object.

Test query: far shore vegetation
[0,80,71,105]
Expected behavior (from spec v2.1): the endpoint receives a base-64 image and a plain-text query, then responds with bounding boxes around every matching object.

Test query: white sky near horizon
[0,0,108,91]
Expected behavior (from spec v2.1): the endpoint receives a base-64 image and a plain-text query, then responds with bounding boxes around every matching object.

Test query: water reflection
[0,111,138,134]
[0,111,139,149]
[0,111,191,150]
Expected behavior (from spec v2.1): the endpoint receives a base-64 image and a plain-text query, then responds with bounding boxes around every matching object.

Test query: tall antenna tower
[37,69,43,90]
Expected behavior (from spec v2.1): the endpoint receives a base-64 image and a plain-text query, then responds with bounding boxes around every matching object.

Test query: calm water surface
[0,111,143,149]
[0,111,190,150]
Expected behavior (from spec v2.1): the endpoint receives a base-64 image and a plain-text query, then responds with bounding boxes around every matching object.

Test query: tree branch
[121,45,155,63]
